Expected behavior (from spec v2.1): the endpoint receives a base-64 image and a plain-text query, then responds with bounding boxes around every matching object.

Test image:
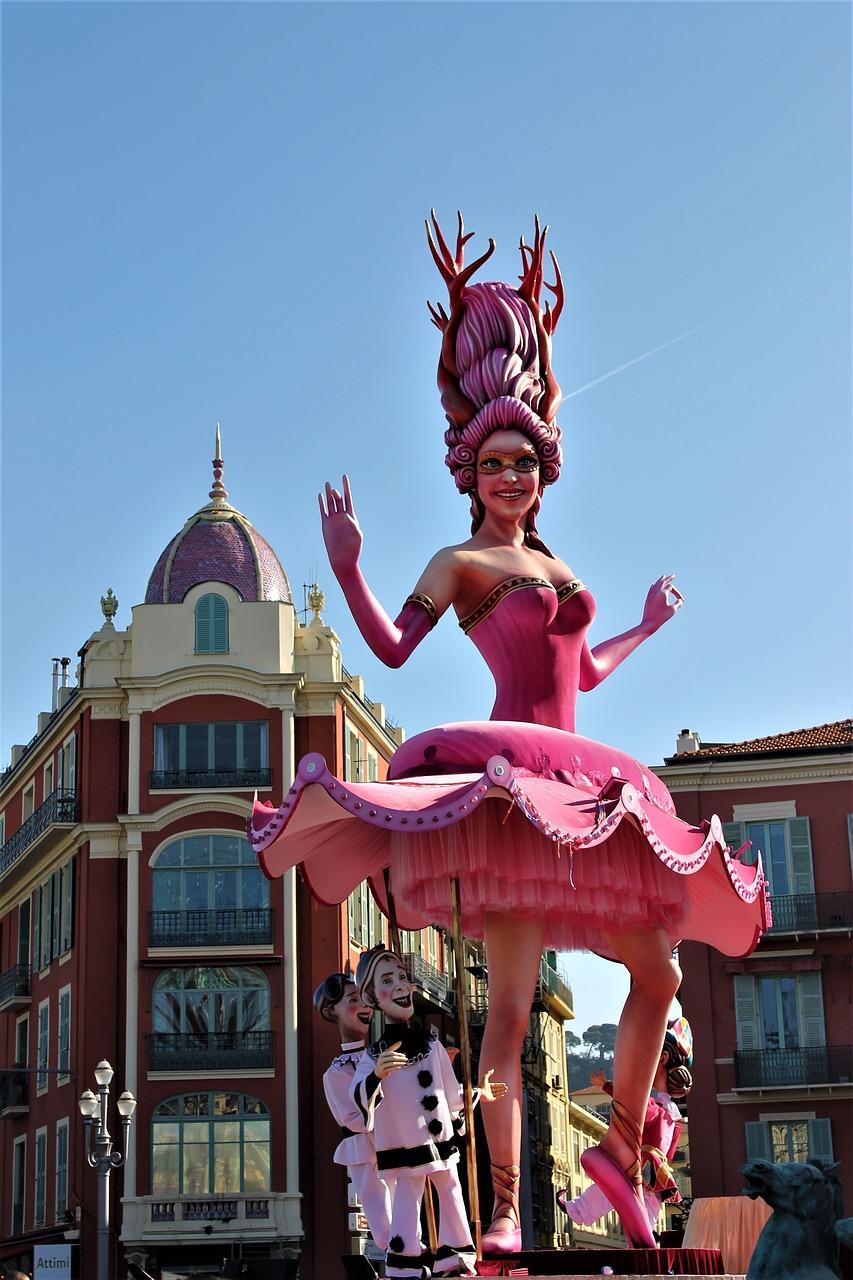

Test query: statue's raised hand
[319,476,363,575]
[641,574,684,633]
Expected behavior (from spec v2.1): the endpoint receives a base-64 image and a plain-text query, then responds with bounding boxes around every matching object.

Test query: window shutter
[59,992,70,1073]
[808,1118,833,1161]
[848,814,853,878]
[211,594,228,652]
[62,858,75,952]
[195,596,213,652]
[798,972,826,1047]
[788,818,815,895]
[33,887,41,973]
[51,869,62,960]
[733,974,758,1050]
[723,821,753,864]
[42,878,52,968]
[745,1121,770,1161]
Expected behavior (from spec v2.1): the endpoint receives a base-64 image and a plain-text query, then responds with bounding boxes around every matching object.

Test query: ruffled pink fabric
[392,801,687,951]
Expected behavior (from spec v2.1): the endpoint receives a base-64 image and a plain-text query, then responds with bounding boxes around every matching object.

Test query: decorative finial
[209,422,228,503]
[307,582,325,622]
[100,588,119,626]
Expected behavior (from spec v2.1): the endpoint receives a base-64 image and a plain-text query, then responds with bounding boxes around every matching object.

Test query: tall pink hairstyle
[426,211,565,547]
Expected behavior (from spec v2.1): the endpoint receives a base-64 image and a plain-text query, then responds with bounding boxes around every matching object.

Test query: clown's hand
[375,1042,408,1079]
[479,1068,508,1102]
[590,1069,608,1090]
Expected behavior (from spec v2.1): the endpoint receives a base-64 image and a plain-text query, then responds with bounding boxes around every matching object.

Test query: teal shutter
[798,972,826,1047]
[59,991,70,1073]
[745,1122,771,1161]
[195,594,229,653]
[788,818,815,895]
[41,878,52,968]
[51,869,62,960]
[808,1118,833,1161]
[848,815,853,878]
[62,858,75,952]
[723,821,753,864]
[733,974,758,1049]
[33,886,41,972]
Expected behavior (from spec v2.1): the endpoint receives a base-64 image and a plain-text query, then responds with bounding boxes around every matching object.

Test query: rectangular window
[62,735,77,792]
[34,1128,47,1227]
[0,812,5,847]
[17,899,30,969]
[745,1117,833,1164]
[43,759,55,798]
[153,722,268,777]
[16,1014,29,1067]
[55,1119,69,1220]
[367,750,378,782]
[58,987,71,1078]
[723,817,814,898]
[734,972,826,1052]
[12,1137,26,1235]
[22,782,36,822]
[37,1000,49,1091]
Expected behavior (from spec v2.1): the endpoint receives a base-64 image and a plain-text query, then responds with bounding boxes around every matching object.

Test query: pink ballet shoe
[480,1162,522,1256]
[580,1146,655,1247]
[580,1099,656,1250]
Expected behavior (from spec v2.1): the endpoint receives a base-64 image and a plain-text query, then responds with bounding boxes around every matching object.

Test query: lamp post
[78,1060,136,1280]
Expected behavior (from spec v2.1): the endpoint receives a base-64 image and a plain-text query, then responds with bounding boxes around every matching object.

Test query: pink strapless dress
[249,578,770,957]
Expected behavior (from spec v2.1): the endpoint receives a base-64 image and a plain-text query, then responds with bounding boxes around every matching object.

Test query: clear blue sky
[2,2,850,1031]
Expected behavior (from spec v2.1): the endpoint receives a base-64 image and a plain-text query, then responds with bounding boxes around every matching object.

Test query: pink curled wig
[427,211,565,542]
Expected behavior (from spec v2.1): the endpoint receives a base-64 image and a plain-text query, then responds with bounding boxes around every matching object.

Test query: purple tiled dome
[145,508,292,605]
[146,434,293,605]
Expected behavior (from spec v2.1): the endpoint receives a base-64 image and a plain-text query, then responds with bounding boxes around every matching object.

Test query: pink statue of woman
[250,213,769,1254]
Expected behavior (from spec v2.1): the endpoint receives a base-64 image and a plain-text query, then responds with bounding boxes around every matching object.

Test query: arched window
[152,1093,270,1195]
[195,592,229,653]
[153,834,269,912]
[153,967,270,1035]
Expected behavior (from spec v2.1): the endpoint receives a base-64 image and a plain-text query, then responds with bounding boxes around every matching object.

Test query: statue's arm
[320,477,458,669]
[579,575,683,691]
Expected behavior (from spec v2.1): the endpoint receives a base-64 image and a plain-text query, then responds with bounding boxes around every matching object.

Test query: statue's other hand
[641,574,684,632]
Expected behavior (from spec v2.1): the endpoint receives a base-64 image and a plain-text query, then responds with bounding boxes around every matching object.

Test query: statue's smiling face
[476,429,540,518]
[372,956,414,1022]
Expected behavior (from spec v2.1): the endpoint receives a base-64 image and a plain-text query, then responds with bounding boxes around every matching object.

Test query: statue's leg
[583,925,681,1246]
[479,911,545,1252]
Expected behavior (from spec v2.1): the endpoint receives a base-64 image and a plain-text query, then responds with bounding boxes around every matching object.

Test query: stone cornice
[653,751,851,792]
[121,666,304,712]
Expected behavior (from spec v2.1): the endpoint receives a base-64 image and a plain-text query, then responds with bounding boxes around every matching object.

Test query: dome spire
[209,422,228,504]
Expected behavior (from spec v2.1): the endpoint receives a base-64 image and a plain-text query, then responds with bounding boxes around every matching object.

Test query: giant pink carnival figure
[250,213,770,1255]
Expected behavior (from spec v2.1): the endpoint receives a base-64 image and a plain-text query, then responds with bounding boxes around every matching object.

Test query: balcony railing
[149,768,272,790]
[148,1030,274,1072]
[149,908,273,948]
[734,1044,853,1089]
[0,1069,29,1115]
[534,960,574,1018]
[0,788,78,877]
[401,952,450,1005]
[0,964,31,1011]
[767,891,853,934]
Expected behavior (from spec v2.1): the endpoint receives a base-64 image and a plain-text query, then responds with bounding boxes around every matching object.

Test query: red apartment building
[655,721,852,1206]
[0,445,460,1280]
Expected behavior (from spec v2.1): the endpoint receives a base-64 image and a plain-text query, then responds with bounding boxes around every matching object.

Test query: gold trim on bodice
[459,577,587,635]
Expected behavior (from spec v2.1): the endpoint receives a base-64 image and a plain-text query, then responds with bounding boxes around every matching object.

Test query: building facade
[656,721,852,1206]
[0,446,429,1280]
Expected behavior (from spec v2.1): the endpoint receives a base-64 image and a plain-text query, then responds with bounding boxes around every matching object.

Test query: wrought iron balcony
[734,1044,853,1089]
[0,788,78,877]
[401,952,450,1006]
[0,1068,29,1116]
[148,1030,274,1072]
[149,908,273,948]
[149,768,272,790]
[0,964,31,1011]
[767,891,853,934]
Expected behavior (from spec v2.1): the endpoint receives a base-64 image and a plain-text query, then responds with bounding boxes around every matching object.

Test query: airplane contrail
[564,302,751,400]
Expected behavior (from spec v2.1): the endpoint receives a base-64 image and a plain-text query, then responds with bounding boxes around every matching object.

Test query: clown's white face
[372,956,415,1023]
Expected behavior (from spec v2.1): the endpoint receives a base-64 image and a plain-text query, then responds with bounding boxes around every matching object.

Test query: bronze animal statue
[743,1158,845,1280]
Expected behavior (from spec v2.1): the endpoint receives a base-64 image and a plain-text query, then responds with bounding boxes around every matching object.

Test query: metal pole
[96,1082,113,1280]
[449,876,480,1256]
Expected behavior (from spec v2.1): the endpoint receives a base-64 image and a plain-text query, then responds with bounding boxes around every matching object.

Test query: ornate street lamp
[78,1060,136,1280]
